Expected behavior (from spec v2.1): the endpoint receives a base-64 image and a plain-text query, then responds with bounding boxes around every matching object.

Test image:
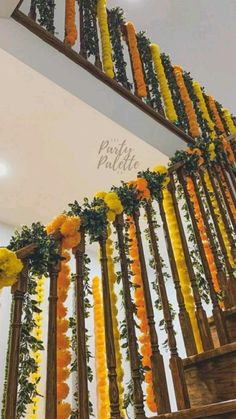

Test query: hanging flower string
[217,167,236,223]
[65,0,77,46]
[173,66,200,138]
[223,109,236,135]
[150,43,177,122]
[0,248,23,289]
[106,225,125,416]
[46,215,81,419]
[95,191,125,415]
[125,22,147,98]
[207,96,226,135]
[186,177,220,293]
[29,277,45,419]
[97,0,114,78]
[162,175,203,353]
[192,81,216,139]
[127,216,157,413]
[92,276,110,419]
[203,171,235,269]
[222,137,236,165]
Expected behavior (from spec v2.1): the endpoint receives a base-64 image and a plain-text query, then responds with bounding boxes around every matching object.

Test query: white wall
[0,0,19,18]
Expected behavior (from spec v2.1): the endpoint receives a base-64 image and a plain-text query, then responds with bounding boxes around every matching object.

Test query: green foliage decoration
[161,53,189,133]
[108,7,133,90]
[136,31,163,113]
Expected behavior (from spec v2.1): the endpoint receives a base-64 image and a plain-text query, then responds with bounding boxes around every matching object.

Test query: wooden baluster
[199,169,236,308]
[48,0,55,34]
[193,173,231,308]
[145,202,190,411]
[114,214,146,418]
[225,160,236,193]
[132,210,171,414]
[5,259,29,419]
[213,164,236,235]
[99,232,121,419]
[45,241,62,419]
[208,165,236,264]
[220,163,236,211]
[122,25,137,96]
[93,11,102,69]
[79,0,87,58]
[169,174,214,351]
[178,169,229,346]
[159,197,198,357]
[28,0,36,21]
[73,228,89,419]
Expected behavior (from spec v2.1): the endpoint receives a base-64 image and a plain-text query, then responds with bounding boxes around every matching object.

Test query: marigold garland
[97,0,114,78]
[223,109,236,135]
[125,22,147,98]
[222,137,236,165]
[29,277,45,419]
[128,177,151,200]
[186,177,220,293]
[65,0,77,46]
[0,248,23,289]
[192,81,216,139]
[92,276,110,419]
[173,66,200,138]
[163,185,203,353]
[203,170,235,269]
[46,214,81,418]
[127,216,157,413]
[207,96,226,135]
[217,167,236,223]
[95,191,123,222]
[150,43,177,122]
[106,224,125,416]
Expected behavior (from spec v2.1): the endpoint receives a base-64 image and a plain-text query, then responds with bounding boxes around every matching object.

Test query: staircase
[0,1,236,419]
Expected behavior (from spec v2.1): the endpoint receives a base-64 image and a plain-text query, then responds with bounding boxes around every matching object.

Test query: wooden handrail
[12,9,195,146]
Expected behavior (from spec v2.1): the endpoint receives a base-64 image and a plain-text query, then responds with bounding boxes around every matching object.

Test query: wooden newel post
[178,169,229,347]
[73,228,89,419]
[159,197,197,357]
[114,214,146,418]
[168,175,214,351]
[132,210,171,414]
[45,241,62,419]
[5,259,29,419]
[99,232,121,419]
[145,202,190,411]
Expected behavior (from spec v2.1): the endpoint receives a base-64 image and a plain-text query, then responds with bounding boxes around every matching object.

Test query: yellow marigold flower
[152,165,167,175]
[104,192,123,214]
[95,192,107,200]
[60,216,81,237]
[46,214,67,234]
[0,248,23,289]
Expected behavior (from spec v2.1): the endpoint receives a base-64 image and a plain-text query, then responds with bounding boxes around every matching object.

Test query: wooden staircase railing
[12,1,236,146]
[1,143,236,418]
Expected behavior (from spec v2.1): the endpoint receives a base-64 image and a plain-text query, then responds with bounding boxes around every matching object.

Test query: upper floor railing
[13,0,236,144]
[1,134,236,418]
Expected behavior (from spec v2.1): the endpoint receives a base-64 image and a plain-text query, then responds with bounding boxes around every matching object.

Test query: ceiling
[0,48,168,227]
[109,0,236,114]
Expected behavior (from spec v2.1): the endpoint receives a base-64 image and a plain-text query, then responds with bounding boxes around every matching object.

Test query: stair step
[150,399,236,418]
[182,342,236,408]
[209,306,236,348]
